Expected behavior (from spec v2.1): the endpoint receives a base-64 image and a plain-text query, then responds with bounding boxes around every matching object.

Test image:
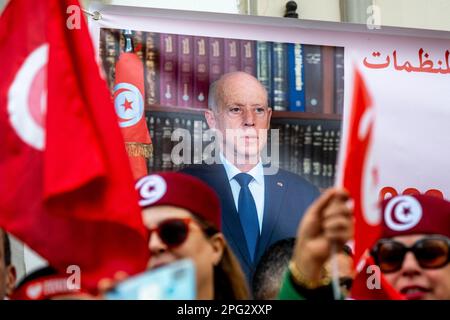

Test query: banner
[87,4,450,203]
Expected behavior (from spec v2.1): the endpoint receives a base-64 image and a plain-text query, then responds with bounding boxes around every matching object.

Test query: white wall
[0,0,7,13]
[83,0,240,14]
[374,0,450,31]
[252,0,341,21]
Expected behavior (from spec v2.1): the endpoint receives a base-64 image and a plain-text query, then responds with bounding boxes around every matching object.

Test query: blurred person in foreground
[253,237,354,300]
[135,172,249,300]
[0,228,16,300]
[278,189,450,300]
[10,266,94,300]
[252,238,295,300]
[370,193,450,300]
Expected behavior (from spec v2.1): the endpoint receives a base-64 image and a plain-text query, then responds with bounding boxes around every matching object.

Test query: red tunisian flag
[114,47,152,179]
[0,0,149,291]
[338,69,403,299]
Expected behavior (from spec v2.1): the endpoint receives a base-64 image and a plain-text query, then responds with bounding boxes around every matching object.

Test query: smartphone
[105,259,196,300]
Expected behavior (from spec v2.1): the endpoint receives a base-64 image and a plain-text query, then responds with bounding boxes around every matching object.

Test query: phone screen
[105,259,196,300]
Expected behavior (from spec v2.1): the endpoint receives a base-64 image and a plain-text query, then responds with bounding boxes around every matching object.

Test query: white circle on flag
[8,44,48,150]
[113,82,144,128]
[26,283,43,300]
[384,195,422,231]
[136,175,167,207]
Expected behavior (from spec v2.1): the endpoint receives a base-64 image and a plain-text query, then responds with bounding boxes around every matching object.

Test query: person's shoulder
[273,168,320,196]
[179,163,223,177]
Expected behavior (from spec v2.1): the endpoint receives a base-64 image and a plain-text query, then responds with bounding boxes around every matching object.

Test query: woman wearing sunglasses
[135,172,249,300]
[278,190,450,300]
[370,194,450,300]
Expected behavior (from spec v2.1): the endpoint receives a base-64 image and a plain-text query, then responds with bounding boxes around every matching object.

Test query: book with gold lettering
[160,33,178,107]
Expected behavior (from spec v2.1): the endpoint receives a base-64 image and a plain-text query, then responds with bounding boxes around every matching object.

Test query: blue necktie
[234,173,260,262]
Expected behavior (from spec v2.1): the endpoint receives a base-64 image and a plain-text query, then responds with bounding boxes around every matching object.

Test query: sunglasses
[148,217,193,248]
[371,236,450,273]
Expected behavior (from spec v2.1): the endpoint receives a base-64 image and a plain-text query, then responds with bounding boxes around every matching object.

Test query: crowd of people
[1,72,449,300]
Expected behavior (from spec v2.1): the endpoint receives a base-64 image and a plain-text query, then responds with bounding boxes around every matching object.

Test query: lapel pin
[277,182,283,187]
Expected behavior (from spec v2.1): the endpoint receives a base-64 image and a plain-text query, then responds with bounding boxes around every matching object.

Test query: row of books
[146,114,208,173]
[99,29,344,115]
[146,113,341,189]
[270,122,341,189]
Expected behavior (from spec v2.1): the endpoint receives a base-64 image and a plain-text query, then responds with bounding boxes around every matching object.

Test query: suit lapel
[206,164,253,268]
[255,172,287,262]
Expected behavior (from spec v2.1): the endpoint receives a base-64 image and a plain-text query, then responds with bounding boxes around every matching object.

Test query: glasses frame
[148,217,193,248]
[371,235,450,273]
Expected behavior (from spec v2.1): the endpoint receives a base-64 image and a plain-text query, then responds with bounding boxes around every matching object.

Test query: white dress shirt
[220,153,265,233]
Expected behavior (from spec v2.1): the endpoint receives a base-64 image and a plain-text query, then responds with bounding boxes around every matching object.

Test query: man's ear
[5,265,16,297]
[266,107,272,126]
[205,110,216,129]
[208,233,225,267]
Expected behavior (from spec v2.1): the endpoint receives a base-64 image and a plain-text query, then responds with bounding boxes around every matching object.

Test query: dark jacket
[181,163,320,285]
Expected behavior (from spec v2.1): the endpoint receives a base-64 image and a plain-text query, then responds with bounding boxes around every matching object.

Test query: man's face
[206,73,272,165]
[0,231,16,299]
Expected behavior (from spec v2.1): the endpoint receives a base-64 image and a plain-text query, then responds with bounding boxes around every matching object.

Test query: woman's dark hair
[252,238,295,299]
[194,215,250,300]
[1,230,11,266]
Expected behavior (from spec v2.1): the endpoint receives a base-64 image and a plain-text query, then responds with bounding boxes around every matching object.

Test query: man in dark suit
[181,71,319,285]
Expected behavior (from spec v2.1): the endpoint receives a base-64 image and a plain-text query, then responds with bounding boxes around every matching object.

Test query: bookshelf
[147,106,342,121]
[272,111,341,121]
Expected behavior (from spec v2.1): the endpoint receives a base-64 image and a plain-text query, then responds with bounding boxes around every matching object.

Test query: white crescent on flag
[360,107,381,226]
[113,82,144,128]
[7,44,48,151]
[136,174,167,207]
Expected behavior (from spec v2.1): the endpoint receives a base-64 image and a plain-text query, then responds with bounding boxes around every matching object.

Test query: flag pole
[330,242,342,300]
[81,9,102,20]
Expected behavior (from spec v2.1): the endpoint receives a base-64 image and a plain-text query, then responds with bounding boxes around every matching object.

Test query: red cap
[135,172,221,230]
[380,194,450,239]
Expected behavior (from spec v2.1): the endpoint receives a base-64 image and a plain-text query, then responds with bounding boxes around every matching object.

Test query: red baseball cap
[135,172,221,230]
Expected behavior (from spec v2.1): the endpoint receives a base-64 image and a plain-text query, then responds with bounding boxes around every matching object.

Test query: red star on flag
[121,98,133,111]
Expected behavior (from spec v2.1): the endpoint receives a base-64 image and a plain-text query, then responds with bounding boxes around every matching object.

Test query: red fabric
[136,172,221,230]
[0,0,149,292]
[341,69,379,264]
[10,275,88,300]
[351,256,405,300]
[341,70,402,299]
[114,51,151,179]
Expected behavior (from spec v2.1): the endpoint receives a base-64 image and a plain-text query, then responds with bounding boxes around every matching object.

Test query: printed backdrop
[88,3,450,202]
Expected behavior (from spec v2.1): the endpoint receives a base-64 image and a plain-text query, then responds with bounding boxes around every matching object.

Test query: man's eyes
[229,107,242,113]
[227,107,266,114]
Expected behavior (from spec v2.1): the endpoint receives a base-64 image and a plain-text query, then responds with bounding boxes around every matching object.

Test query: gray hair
[207,72,269,114]
[208,80,220,114]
